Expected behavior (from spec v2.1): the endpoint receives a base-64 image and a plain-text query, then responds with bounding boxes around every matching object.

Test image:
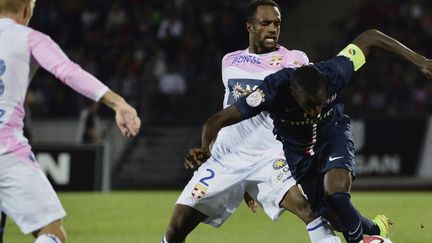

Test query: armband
[338,44,366,71]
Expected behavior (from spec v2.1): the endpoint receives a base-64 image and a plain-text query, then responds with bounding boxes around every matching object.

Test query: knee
[165,204,206,242]
[280,186,314,224]
[33,220,67,243]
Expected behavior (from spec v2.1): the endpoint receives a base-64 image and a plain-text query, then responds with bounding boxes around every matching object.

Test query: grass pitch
[4,191,432,242]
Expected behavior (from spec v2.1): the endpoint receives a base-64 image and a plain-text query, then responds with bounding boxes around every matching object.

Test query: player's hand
[235,86,253,97]
[244,192,258,213]
[114,103,141,138]
[419,58,432,78]
[101,90,141,137]
[184,148,211,170]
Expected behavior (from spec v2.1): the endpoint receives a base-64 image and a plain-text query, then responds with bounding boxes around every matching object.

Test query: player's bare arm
[184,148,210,170]
[202,105,246,152]
[100,90,141,138]
[184,105,246,170]
[350,29,432,77]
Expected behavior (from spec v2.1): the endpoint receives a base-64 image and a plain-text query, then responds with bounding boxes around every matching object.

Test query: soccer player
[0,1,141,242]
[194,29,432,242]
[163,1,340,243]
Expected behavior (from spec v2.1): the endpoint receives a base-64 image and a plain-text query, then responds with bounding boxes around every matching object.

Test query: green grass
[4,191,432,242]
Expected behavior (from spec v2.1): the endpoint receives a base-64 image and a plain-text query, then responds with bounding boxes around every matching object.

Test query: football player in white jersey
[0,0,141,242]
[162,1,340,243]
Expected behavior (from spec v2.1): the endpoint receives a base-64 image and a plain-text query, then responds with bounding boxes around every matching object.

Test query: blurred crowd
[26,0,301,124]
[26,0,294,124]
[26,0,432,124]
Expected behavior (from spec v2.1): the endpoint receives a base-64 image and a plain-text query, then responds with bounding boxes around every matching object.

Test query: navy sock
[327,192,363,243]
[357,210,380,235]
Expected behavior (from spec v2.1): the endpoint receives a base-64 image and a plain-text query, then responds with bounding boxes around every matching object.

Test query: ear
[246,22,253,33]
[23,4,29,18]
[22,2,32,21]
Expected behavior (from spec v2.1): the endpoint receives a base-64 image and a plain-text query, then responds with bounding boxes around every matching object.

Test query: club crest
[270,55,283,66]
[246,89,265,107]
[191,183,208,200]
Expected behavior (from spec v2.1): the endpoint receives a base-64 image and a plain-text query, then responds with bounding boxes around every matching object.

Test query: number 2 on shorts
[199,169,215,187]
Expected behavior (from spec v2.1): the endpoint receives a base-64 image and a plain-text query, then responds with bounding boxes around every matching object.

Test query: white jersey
[0,18,108,161]
[176,46,309,226]
[214,46,309,155]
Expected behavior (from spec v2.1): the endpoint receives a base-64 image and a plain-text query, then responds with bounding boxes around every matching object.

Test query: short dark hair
[245,0,281,23]
[292,65,326,105]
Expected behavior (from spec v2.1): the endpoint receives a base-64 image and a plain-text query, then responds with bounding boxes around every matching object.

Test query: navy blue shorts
[284,117,356,215]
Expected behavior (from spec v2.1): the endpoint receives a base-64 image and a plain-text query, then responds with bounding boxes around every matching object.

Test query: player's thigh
[0,155,66,235]
[246,152,296,221]
[322,117,356,174]
[321,120,356,192]
[299,118,356,214]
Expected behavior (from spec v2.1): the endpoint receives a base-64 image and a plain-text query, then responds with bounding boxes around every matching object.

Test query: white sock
[34,234,62,243]
[307,216,338,243]
[161,235,168,243]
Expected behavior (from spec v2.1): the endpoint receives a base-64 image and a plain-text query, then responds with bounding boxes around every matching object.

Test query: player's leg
[322,118,380,242]
[163,145,247,242]
[32,220,66,243]
[324,168,364,242]
[324,169,386,241]
[245,152,340,243]
[279,185,314,223]
[0,154,67,242]
[164,204,206,243]
[280,186,341,243]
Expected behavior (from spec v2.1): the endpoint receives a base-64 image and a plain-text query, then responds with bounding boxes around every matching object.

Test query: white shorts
[0,153,66,234]
[176,144,296,227]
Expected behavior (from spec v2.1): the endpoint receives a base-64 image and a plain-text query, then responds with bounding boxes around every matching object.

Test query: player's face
[291,87,326,117]
[298,100,323,117]
[248,5,281,54]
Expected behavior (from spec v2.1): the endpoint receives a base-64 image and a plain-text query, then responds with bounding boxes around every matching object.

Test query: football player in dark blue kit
[188,29,432,243]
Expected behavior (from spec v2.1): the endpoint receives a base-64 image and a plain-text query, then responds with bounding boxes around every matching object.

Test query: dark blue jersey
[235,56,354,156]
